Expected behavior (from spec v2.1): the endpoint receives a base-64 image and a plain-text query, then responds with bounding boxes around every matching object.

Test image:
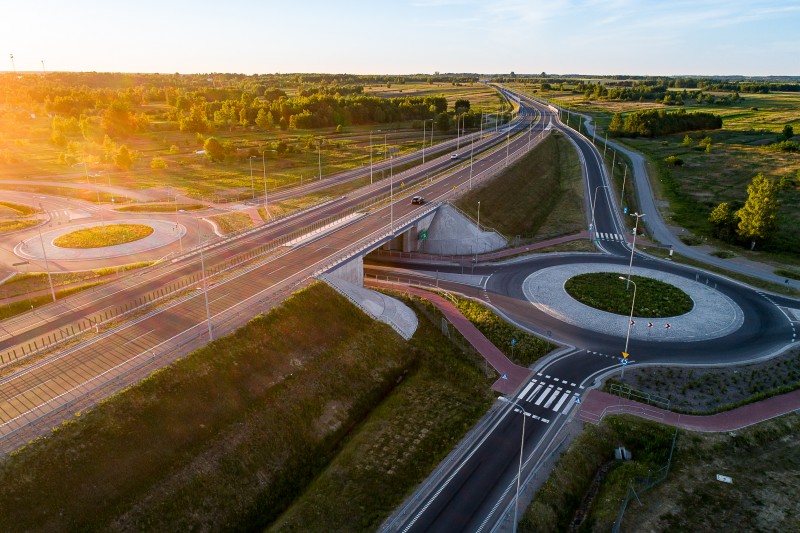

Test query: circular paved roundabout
[15,219,186,261]
[522,263,744,342]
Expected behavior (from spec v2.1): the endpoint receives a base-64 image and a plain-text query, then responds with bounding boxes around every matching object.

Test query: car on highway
[411,196,425,205]
[450,153,459,159]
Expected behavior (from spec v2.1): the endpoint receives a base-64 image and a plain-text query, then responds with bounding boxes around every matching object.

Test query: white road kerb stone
[522,264,744,342]
[15,219,186,261]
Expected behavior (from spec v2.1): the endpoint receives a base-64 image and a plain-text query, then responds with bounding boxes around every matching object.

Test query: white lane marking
[517,380,536,400]
[543,388,562,409]
[562,396,578,415]
[122,329,155,346]
[526,383,544,403]
[534,386,553,406]
[553,390,571,412]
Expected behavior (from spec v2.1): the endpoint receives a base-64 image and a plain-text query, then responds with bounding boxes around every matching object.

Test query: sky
[2,0,799,76]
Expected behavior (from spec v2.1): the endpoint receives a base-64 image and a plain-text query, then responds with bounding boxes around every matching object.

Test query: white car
[450,153,459,159]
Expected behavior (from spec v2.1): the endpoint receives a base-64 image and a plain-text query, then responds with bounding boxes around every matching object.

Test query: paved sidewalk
[369,281,532,394]
[577,388,800,432]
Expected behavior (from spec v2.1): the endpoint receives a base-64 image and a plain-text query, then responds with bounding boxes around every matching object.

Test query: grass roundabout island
[565,272,694,318]
[53,224,154,249]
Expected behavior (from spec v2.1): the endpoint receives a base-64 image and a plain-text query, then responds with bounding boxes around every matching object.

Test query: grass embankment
[209,211,254,234]
[519,415,675,532]
[115,203,205,212]
[52,224,154,248]
[564,272,694,317]
[0,283,492,531]
[451,295,554,366]
[607,346,800,415]
[0,262,154,300]
[0,184,129,203]
[0,201,37,216]
[619,412,800,532]
[0,219,38,234]
[0,282,105,321]
[455,131,585,243]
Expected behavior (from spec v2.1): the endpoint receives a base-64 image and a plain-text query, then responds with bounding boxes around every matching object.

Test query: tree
[682,134,692,147]
[436,112,451,133]
[454,98,470,114]
[203,137,225,162]
[114,145,133,169]
[783,124,794,139]
[279,117,288,130]
[736,173,779,249]
[709,201,739,241]
[255,108,271,130]
[150,157,168,169]
[608,113,624,136]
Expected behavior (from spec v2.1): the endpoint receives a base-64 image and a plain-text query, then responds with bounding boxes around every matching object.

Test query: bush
[664,155,683,166]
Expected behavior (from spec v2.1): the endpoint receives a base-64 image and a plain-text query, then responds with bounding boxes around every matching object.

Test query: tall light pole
[261,151,269,220]
[469,126,475,189]
[200,239,212,341]
[370,130,380,185]
[475,201,481,255]
[9,54,15,73]
[618,276,637,382]
[37,203,57,302]
[499,396,530,533]
[248,155,255,199]
[505,127,510,166]
[626,213,645,289]
[422,121,426,164]
[620,165,628,207]
[317,138,322,180]
[590,185,609,241]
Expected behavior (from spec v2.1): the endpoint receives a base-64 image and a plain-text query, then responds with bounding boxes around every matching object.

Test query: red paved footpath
[368,281,532,395]
[577,388,800,432]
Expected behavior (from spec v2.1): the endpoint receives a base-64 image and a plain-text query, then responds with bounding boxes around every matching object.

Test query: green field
[0,218,38,234]
[0,283,492,530]
[455,131,585,242]
[115,203,205,212]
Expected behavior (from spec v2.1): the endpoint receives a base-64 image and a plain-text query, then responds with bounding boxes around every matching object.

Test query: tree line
[608,109,722,138]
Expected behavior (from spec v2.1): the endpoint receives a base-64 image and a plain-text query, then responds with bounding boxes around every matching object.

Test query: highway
[0,92,548,446]
[377,91,799,531]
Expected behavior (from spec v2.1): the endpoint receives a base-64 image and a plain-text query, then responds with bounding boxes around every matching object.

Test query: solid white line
[562,396,578,415]
[122,329,155,346]
[534,386,553,406]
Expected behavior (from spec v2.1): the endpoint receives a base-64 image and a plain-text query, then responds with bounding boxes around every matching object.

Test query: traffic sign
[621,358,629,366]
[574,397,582,404]
[622,351,629,359]
[665,323,672,329]
[648,322,654,328]
[630,319,635,326]
[419,230,428,241]
[501,373,509,380]
[511,338,517,346]
[623,207,628,214]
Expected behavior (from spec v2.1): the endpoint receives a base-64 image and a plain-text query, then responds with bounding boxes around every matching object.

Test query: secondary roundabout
[15,219,186,261]
[522,263,744,342]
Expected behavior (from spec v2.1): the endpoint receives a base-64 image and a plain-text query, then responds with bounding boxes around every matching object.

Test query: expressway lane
[0,96,548,441]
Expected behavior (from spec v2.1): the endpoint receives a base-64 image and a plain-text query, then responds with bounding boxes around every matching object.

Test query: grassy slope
[456,131,585,242]
[0,283,491,531]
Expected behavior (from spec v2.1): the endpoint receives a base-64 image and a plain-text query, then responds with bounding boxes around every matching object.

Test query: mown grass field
[564,273,694,318]
[0,200,37,216]
[0,281,105,321]
[456,131,585,242]
[115,203,205,212]
[0,183,130,203]
[209,211,253,234]
[52,223,153,248]
[0,283,492,531]
[0,218,38,234]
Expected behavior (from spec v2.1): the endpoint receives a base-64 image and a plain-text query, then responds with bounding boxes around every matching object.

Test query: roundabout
[522,263,744,342]
[15,219,186,261]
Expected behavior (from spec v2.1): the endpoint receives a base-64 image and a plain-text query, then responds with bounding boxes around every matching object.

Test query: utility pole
[37,203,57,303]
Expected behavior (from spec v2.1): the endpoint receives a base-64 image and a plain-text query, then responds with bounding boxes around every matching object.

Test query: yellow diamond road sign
[622,352,629,359]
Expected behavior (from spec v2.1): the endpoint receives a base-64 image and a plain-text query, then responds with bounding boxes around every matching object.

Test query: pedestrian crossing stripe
[598,232,624,241]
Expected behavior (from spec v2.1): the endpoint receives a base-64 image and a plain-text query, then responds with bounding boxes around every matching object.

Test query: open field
[0,283,492,530]
[52,223,153,248]
[0,183,130,203]
[114,203,205,212]
[364,82,507,112]
[456,132,585,242]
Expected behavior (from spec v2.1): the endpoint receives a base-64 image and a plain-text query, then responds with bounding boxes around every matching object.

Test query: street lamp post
[317,139,322,180]
[626,213,645,289]
[37,203,56,303]
[200,243,212,341]
[422,121,426,164]
[261,151,269,220]
[475,201,481,256]
[370,130,381,185]
[505,127,510,166]
[499,396,530,533]
[620,165,628,207]
[590,185,609,241]
[248,156,255,199]
[618,276,637,381]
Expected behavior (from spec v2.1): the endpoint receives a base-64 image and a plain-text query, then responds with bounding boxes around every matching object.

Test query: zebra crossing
[513,375,583,424]
[597,232,625,242]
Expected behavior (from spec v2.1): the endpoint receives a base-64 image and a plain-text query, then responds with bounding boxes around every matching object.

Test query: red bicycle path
[577,388,800,432]
[367,281,532,395]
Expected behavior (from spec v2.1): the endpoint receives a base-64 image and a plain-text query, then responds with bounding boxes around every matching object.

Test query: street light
[626,212,645,289]
[499,396,530,533]
[590,185,609,241]
[248,155,256,199]
[618,276,637,382]
[37,203,56,303]
[370,130,380,185]
[261,151,270,221]
[475,201,481,257]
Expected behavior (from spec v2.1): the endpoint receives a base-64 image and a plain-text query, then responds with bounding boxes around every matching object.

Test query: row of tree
[608,109,722,138]
[708,174,780,250]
